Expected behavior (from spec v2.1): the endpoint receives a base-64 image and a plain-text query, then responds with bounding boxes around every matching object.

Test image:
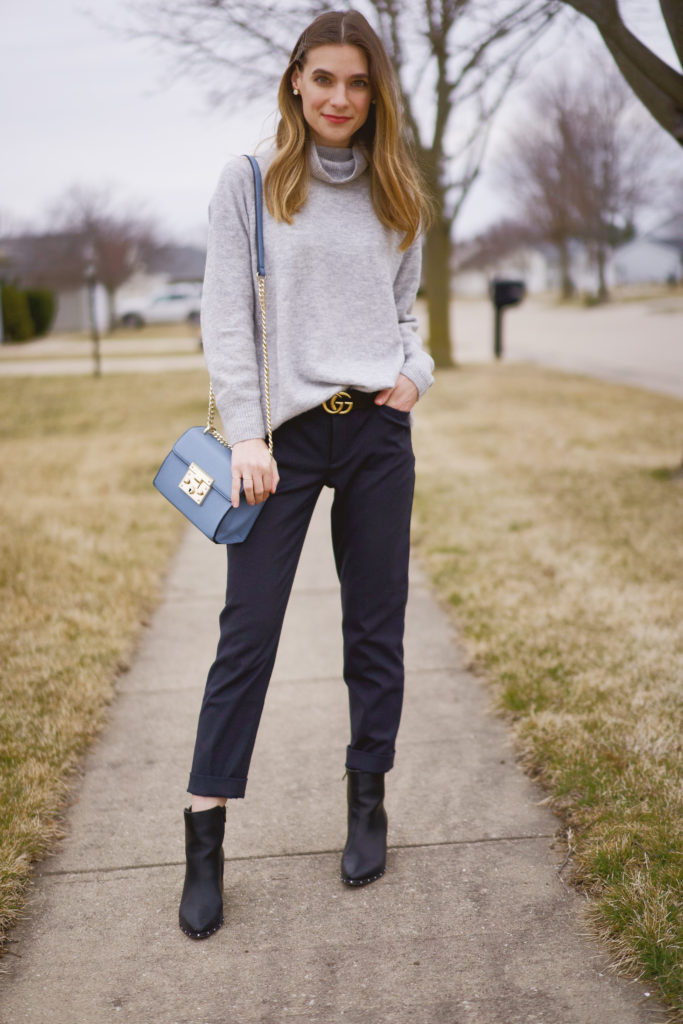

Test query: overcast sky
[2,1,678,247]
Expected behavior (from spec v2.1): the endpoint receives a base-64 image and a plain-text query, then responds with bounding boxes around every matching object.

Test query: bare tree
[123,0,562,366]
[498,65,660,300]
[497,93,579,299]
[48,185,159,327]
[558,0,683,145]
[0,208,28,241]
[453,218,540,276]
[568,72,660,299]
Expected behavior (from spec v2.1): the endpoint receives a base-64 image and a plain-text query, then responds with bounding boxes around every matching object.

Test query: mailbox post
[490,278,526,360]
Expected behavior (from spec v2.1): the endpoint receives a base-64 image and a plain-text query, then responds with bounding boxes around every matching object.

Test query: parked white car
[118,285,202,328]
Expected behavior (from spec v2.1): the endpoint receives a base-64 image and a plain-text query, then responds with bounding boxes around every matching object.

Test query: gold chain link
[258,274,273,456]
[204,272,273,457]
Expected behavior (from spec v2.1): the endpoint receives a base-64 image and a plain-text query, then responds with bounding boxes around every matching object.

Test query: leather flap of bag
[172,426,233,500]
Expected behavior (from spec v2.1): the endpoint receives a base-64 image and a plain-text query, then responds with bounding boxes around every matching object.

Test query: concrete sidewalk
[0,493,664,1023]
[0,333,206,377]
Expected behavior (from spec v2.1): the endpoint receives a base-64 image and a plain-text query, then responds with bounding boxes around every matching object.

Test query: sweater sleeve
[200,157,266,445]
[393,237,434,397]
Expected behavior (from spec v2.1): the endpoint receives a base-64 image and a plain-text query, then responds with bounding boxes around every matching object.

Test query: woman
[179,8,434,940]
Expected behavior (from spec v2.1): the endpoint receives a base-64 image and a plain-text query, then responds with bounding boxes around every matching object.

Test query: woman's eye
[312,76,368,88]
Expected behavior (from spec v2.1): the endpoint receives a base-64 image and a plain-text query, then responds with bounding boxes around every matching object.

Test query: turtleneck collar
[310,142,369,184]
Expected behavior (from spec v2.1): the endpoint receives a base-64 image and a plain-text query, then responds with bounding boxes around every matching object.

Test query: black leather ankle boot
[340,770,387,886]
[179,804,226,939]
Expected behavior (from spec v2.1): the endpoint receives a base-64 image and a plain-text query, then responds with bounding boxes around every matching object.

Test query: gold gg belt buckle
[322,390,353,414]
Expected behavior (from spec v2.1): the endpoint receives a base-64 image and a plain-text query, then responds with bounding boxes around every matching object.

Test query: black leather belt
[321,389,379,414]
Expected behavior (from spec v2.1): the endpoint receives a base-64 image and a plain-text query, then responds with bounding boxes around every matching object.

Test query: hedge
[1,285,34,342]
[25,289,57,337]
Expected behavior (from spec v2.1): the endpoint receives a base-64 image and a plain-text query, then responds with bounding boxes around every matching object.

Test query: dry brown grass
[412,364,683,1017]
[0,370,207,947]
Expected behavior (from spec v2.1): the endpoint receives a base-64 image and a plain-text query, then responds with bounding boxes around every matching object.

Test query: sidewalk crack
[40,833,557,877]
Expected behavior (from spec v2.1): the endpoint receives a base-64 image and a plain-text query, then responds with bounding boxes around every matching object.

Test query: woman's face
[291,44,372,148]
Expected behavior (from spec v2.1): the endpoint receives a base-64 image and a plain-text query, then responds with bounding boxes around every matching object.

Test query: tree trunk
[557,238,574,299]
[596,243,609,301]
[106,288,116,333]
[423,217,454,368]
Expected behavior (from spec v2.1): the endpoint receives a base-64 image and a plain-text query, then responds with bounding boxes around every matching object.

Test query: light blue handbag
[153,155,273,544]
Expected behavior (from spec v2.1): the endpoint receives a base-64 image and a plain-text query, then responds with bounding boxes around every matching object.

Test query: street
[438,295,683,399]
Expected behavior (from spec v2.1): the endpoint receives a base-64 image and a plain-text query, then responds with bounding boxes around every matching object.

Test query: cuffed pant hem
[345,746,394,774]
[187,772,247,799]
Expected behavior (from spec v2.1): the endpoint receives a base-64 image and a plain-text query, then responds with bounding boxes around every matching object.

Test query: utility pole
[0,249,9,344]
[84,245,101,377]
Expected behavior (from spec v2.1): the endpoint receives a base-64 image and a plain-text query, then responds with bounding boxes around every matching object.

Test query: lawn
[0,362,681,1018]
[0,370,206,946]
[411,364,683,1016]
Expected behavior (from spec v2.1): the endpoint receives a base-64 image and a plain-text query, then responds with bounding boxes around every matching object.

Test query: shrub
[1,284,34,342]
[25,289,57,337]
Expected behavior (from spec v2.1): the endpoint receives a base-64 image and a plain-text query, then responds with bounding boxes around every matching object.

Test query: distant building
[612,215,682,285]
[452,245,553,297]
[452,218,683,299]
[0,233,206,332]
[452,238,615,298]
[115,244,206,316]
[0,231,106,332]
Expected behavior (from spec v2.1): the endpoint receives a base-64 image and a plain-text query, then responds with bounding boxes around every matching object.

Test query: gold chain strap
[204,271,273,457]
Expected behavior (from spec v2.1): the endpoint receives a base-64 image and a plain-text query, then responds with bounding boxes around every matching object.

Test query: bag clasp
[179,462,214,505]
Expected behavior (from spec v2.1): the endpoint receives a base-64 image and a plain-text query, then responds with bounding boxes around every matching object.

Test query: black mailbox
[491,279,526,309]
[490,278,526,358]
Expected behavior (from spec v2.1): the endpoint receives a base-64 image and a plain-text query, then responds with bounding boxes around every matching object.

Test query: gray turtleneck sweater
[200,143,434,444]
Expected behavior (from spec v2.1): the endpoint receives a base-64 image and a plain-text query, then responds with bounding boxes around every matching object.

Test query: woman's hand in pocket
[374,373,418,412]
[230,438,279,508]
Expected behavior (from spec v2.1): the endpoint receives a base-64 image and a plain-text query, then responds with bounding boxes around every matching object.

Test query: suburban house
[114,244,206,316]
[612,214,683,286]
[452,215,682,300]
[0,233,206,333]
[451,237,617,298]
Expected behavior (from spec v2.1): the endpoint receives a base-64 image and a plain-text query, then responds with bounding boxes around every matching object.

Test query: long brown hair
[264,10,431,250]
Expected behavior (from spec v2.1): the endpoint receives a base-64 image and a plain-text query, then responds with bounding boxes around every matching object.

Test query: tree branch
[660,0,683,70]
[440,9,561,224]
[447,2,558,97]
[560,0,683,144]
[559,2,682,101]
[446,41,539,226]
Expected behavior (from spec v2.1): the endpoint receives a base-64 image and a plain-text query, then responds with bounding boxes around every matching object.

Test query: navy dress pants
[188,399,415,798]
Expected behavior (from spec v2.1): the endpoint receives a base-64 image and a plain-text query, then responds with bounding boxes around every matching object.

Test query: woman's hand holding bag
[231,439,279,508]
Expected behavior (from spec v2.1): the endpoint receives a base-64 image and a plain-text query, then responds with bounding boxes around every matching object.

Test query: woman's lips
[323,114,351,123]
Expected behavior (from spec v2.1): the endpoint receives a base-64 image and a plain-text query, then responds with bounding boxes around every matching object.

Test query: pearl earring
[293,88,300,96]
